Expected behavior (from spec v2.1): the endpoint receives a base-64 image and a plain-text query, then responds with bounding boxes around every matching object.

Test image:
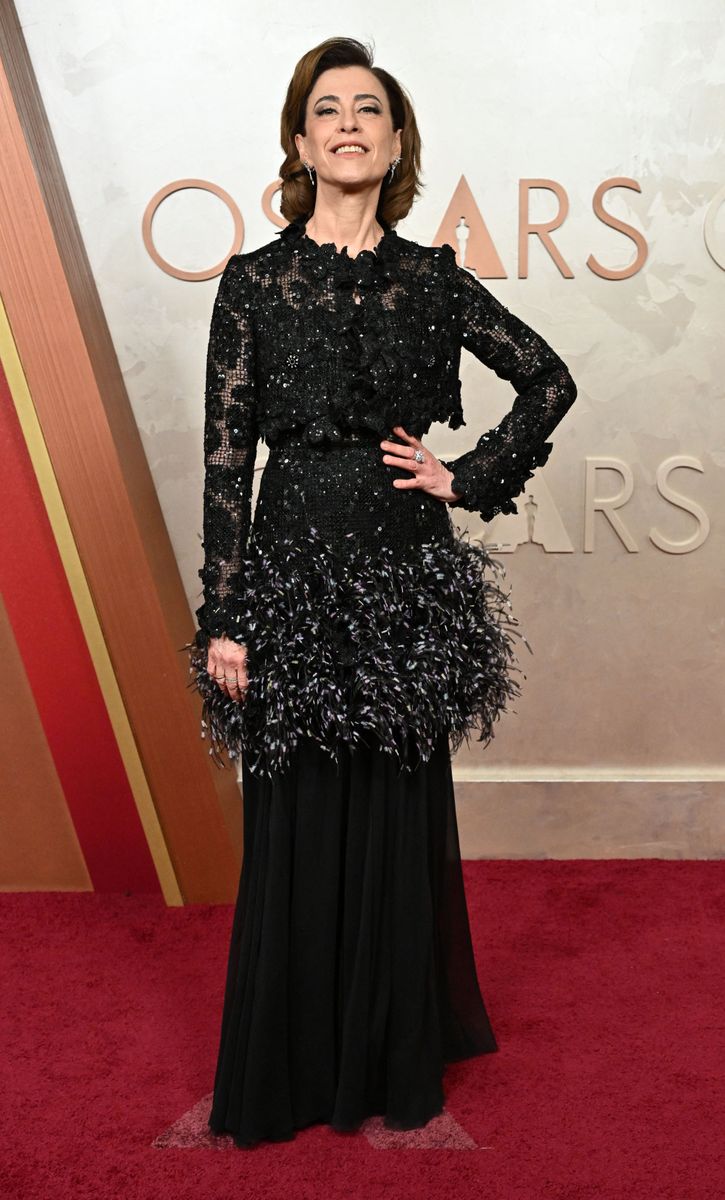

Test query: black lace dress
[182,214,577,1147]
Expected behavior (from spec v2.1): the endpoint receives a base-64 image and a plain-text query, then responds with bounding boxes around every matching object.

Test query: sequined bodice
[241,216,468,450]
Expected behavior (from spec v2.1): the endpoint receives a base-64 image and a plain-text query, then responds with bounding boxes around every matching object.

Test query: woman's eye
[316,105,381,116]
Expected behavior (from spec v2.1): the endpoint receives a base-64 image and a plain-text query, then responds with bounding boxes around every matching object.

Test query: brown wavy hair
[278,37,423,229]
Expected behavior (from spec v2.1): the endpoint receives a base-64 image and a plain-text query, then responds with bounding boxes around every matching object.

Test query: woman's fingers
[221,669,246,702]
[380,425,428,488]
[379,426,458,503]
[207,638,249,703]
[380,426,421,472]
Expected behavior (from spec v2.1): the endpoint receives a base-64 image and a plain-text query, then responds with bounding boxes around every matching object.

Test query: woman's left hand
[380,425,462,504]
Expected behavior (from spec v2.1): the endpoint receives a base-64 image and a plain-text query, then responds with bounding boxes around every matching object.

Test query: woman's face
[295,65,402,195]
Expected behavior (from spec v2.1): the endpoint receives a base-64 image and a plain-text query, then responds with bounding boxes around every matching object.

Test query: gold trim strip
[452,767,725,783]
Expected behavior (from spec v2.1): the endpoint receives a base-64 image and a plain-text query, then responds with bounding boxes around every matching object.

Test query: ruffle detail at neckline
[179,524,532,779]
[261,214,465,451]
[276,214,399,276]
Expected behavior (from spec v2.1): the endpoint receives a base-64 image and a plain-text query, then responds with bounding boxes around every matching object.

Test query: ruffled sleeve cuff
[440,439,554,523]
[194,596,251,644]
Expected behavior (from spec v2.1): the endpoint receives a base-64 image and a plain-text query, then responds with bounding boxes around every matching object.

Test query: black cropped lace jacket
[197,214,577,640]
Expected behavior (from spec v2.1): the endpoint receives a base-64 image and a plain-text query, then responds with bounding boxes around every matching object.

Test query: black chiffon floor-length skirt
[207,728,498,1149]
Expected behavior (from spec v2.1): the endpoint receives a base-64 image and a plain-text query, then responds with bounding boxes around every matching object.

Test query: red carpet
[2,859,724,1199]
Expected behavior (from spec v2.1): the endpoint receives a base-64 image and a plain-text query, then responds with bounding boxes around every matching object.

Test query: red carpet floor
[1,859,724,1200]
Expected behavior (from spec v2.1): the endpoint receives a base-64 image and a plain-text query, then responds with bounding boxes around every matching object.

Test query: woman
[183,37,577,1148]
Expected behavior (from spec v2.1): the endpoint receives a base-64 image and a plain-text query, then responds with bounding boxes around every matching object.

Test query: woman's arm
[440,258,577,523]
[196,255,259,641]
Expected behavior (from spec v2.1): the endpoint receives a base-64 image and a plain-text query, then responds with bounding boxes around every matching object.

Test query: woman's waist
[262,428,414,496]
[255,436,452,553]
[268,426,392,454]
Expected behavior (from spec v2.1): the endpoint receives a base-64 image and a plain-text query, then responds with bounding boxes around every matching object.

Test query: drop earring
[388,156,401,182]
[304,161,316,186]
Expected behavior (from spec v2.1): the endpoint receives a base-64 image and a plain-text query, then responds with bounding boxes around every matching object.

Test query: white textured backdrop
[15,1,725,803]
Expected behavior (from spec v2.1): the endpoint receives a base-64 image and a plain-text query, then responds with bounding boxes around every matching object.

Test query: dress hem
[206,1036,498,1149]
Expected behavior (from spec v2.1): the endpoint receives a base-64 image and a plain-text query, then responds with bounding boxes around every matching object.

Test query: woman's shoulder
[214,239,283,302]
[393,228,456,260]
[224,238,281,275]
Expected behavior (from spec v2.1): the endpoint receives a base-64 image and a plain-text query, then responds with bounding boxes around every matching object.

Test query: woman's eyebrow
[313,93,382,105]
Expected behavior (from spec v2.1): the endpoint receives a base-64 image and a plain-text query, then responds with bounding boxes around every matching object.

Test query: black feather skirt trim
[179,522,532,780]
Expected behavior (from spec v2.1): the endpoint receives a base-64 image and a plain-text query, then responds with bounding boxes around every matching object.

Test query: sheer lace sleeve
[440,259,577,523]
[195,255,259,641]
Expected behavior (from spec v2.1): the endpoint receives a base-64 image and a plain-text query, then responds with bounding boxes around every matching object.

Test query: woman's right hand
[207,636,249,703]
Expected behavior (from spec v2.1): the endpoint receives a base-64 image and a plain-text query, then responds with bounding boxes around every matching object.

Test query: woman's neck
[303,208,384,256]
